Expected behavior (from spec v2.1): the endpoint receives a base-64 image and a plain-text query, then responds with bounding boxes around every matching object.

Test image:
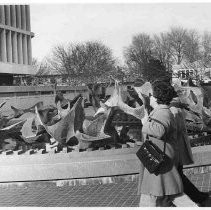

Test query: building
[172,63,211,85]
[0,5,35,85]
[172,65,194,80]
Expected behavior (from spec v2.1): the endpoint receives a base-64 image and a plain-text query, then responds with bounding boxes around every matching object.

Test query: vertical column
[25,5,31,31]
[22,34,28,64]
[6,30,12,62]
[16,5,21,29]
[10,5,16,27]
[12,32,18,63]
[21,5,26,30]
[0,29,7,62]
[27,35,32,65]
[0,6,5,24]
[4,5,11,26]
[17,33,23,64]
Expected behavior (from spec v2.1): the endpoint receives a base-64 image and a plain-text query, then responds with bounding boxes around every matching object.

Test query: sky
[29,2,211,64]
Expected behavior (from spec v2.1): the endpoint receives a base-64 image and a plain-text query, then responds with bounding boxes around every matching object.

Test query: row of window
[0,5,30,31]
[177,70,194,79]
[0,29,32,64]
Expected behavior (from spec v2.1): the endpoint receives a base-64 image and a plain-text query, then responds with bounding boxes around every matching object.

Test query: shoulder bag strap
[148,117,167,155]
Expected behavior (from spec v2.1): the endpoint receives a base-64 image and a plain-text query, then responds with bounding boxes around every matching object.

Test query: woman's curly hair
[151,81,177,105]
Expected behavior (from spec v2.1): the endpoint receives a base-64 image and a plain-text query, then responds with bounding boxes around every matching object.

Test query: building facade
[0,5,35,85]
[172,63,211,85]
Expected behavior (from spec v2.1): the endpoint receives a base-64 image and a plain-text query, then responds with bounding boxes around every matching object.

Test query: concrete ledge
[0,145,210,183]
[0,147,140,182]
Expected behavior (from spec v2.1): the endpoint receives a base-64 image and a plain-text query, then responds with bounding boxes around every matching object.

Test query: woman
[138,81,196,207]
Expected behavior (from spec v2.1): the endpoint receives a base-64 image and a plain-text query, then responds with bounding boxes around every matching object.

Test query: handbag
[136,118,167,176]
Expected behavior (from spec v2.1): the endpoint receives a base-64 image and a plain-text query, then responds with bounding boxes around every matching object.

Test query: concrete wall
[0,62,35,75]
[0,85,87,93]
[0,84,130,114]
[0,85,89,114]
[0,93,88,115]
[0,144,209,182]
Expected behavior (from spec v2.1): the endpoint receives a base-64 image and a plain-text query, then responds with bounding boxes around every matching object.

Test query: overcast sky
[30,3,211,64]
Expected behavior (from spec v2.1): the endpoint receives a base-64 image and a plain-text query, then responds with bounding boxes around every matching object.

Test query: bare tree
[35,61,51,76]
[125,26,211,83]
[153,32,173,72]
[181,31,211,84]
[168,26,187,64]
[201,31,211,67]
[47,45,73,84]
[48,41,117,84]
[183,29,201,63]
[124,33,154,78]
[26,58,51,86]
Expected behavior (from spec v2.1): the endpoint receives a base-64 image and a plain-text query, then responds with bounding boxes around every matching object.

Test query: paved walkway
[0,173,210,207]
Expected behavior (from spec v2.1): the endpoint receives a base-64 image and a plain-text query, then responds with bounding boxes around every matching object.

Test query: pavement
[0,172,210,207]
